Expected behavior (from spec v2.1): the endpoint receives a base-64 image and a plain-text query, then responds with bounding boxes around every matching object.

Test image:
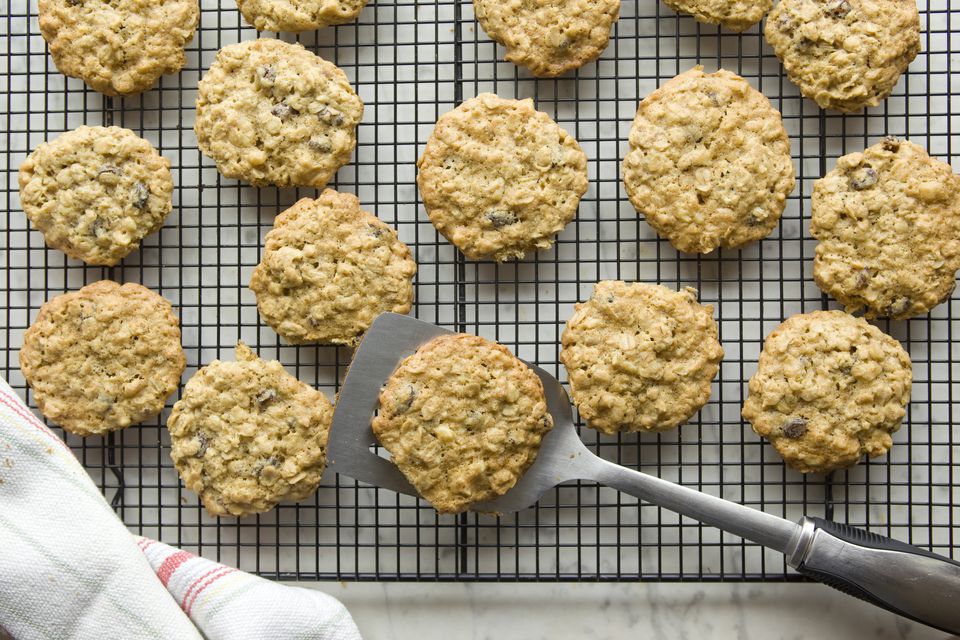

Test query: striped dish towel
[0,377,361,640]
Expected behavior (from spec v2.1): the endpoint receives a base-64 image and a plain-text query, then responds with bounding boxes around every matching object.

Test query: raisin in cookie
[195,38,364,188]
[38,0,199,96]
[764,0,920,112]
[473,0,620,77]
[662,0,771,31]
[168,342,333,517]
[622,67,795,254]
[236,0,367,32]
[560,281,724,433]
[417,93,588,261]
[19,126,173,266]
[249,189,417,346]
[372,334,554,513]
[742,310,912,474]
[19,281,185,437]
[812,138,960,319]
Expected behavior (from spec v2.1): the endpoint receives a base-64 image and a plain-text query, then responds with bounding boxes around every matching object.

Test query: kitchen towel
[0,377,361,640]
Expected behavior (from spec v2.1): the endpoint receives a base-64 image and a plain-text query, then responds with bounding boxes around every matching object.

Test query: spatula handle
[788,516,960,634]
[588,457,960,633]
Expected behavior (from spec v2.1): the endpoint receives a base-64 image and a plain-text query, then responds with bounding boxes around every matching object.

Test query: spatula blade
[326,313,453,496]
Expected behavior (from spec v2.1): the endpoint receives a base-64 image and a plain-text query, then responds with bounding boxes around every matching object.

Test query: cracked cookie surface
[168,342,333,517]
[19,281,185,436]
[764,0,919,111]
[249,189,417,346]
[19,126,173,266]
[195,38,363,188]
[622,67,795,254]
[39,0,198,96]
[741,310,912,474]
[236,0,368,31]
[560,281,724,433]
[473,0,620,76]
[812,138,960,319]
[417,94,588,261]
[372,333,554,513]
[662,0,771,31]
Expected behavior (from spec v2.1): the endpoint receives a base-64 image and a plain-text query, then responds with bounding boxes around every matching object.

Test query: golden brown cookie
[19,281,185,436]
[622,67,795,254]
[249,190,417,346]
[764,0,920,112]
[741,310,912,474]
[236,0,368,31]
[417,93,588,261]
[168,342,333,517]
[560,281,724,433]
[812,138,960,319]
[662,0,771,31]
[38,0,199,96]
[372,334,554,513]
[194,38,364,188]
[18,126,173,266]
[473,0,620,76]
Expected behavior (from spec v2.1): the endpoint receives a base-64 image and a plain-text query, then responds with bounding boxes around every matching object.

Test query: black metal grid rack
[1,0,958,582]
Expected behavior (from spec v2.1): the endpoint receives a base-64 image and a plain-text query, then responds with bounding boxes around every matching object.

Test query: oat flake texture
[372,334,554,514]
[473,0,620,76]
[417,93,588,262]
[194,38,364,188]
[236,0,368,32]
[18,126,173,266]
[662,0,771,32]
[741,310,912,474]
[560,281,724,434]
[19,281,186,437]
[249,189,417,346]
[764,0,920,112]
[38,0,199,96]
[622,67,795,254]
[168,342,334,517]
[811,138,960,319]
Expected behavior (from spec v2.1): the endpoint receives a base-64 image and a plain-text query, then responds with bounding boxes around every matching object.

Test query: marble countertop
[306,582,952,639]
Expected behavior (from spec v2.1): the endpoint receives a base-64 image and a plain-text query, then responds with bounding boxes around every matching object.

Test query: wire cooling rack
[1,0,958,582]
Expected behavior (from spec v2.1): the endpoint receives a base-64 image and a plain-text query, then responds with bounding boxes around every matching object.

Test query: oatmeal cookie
[236,0,368,32]
[168,342,333,517]
[741,310,912,474]
[473,0,620,76]
[194,38,364,188]
[764,0,920,112]
[662,0,771,31]
[19,281,185,436]
[812,138,960,319]
[249,190,417,346]
[622,67,795,254]
[18,126,173,266]
[38,0,199,96]
[560,281,724,433]
[372,333,554,513]
[417,93,588,261]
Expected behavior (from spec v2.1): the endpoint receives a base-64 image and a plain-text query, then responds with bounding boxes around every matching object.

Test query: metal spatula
[327,312,960,633]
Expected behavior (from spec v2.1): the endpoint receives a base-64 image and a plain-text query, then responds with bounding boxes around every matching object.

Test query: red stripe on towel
[181,566,229,609]
[157,551,193,587]
[185,567,236,615]
[0,391,69,451]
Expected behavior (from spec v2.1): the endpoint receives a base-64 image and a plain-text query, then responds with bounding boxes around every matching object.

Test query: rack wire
[1,0,958,582]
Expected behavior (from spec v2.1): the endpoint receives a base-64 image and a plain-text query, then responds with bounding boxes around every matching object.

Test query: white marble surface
[302,582,954,639]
